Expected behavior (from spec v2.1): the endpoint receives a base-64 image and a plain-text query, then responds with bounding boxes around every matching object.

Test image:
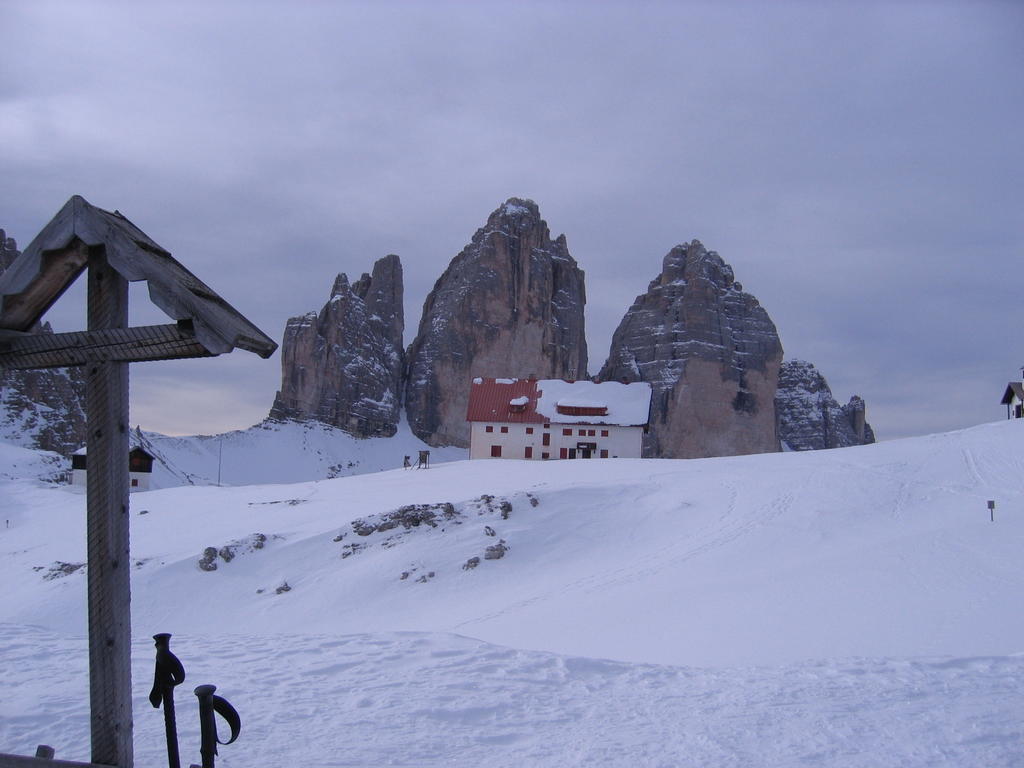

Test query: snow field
[1,624,1021,767]
[2,419,1024,765]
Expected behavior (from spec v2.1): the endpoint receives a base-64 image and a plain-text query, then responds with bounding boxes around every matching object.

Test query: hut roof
[0,195,276,360]
[1000,382,1024,405]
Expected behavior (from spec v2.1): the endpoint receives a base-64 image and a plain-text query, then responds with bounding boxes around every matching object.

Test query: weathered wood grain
[84,248,134,768]
[0,242,89,332]
[0,321,213,369]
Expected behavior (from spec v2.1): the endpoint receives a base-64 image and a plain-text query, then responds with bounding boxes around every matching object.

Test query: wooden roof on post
[0,195,277,768]
[0,195,277,369]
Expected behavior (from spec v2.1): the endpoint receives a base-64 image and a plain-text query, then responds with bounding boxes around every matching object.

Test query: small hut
[1000,381,1024,419]
[71,444,155,492]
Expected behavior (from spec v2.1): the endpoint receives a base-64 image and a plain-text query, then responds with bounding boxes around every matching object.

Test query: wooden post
[85,244,133,768]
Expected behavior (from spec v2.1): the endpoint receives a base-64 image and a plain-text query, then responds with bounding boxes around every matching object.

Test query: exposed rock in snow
[775,359,876,450]
[599,240,782,458]
[270,254,405,437]
[404,198,588,447]
[0,230,87,456]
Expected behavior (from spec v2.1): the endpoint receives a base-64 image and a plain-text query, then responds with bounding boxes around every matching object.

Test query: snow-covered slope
[135,417,466,488]
[2,420,1023,766]
[0,441,67,485]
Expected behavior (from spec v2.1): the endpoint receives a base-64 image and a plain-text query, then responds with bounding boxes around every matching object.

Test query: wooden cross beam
[0,197,277,768]
[0,320,212,370]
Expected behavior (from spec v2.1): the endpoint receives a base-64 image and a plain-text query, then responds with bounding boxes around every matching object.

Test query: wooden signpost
[0,196,276,768]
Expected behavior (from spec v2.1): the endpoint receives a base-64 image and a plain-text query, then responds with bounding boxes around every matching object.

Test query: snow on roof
[536,379,651,426]
[467,378,651,426]
[72,436,151,456]
[466,378,543,423]
[555,398,606,409]
[1001,382,1024,404]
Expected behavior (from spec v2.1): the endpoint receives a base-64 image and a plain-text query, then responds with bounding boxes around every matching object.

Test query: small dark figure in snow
[417,450,430,469]
[403,455,411,469]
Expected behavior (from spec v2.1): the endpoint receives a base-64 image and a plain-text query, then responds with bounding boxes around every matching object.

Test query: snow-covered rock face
[599,240,782,458]
[1,229,19,272]
[775,359,875,450]
[270,254,405,438]
[0,230,87,456]
[405,198,588,448]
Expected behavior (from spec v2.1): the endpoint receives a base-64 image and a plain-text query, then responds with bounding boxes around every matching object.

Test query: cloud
[2,1,1021,439]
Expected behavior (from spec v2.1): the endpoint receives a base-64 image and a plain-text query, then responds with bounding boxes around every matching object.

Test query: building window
[562,428,572,436]
[568,448,577,459]
[588,429,596,437]
[500,426,508,433]
[491,445,502,458]
[543,423,550,429]
[542,452,549,459]
[485,425,493,433]
[131,478,139,487]
[600,449,609,458]
[578,429,586,436]
[526,427,534,434]
[559,447,568,459]
[543,433,550,446]
[601,430,609,437]
[525,446,533,459]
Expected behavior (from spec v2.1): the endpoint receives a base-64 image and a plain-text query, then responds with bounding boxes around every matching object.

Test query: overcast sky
[2,0,1021,440]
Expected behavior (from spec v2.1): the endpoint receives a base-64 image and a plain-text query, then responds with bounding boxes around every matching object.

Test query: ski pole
[149,632,186,768]
[192,683,241,768]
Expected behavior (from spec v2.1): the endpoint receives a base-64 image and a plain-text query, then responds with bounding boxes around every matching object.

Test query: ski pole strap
[212,694,241,745]
[194,683,242,768]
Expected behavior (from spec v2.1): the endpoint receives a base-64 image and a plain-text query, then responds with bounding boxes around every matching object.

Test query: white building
[1001,381,1024,420]
[71,445,155,492]
[466,377,652,460]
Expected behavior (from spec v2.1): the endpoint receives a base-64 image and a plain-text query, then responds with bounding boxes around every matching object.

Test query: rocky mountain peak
[0,230,18,272]
[659,240,735,288]
[775,359,875,450]
[270,254,405,438]
[331,272,351,297]
[0,230,87,456]
[600,241,783,458]
[494,197,540,221]
[404,198,588,447]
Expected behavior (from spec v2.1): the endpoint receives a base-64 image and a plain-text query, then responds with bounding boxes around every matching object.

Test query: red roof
[466,378,546,423]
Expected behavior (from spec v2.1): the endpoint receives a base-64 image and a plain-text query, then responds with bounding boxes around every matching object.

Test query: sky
[1,0,1021,440]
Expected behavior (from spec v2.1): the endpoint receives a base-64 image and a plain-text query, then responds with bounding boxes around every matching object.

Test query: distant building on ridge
[466,377,652,460]
[1001,380,1024,420]
[72,444,155,492]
